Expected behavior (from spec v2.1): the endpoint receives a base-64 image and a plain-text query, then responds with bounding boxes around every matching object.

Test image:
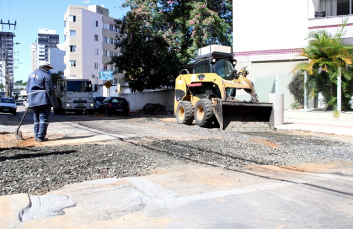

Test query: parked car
[101,97,129,116]
[93,96,106,113]
[0,97,17,115]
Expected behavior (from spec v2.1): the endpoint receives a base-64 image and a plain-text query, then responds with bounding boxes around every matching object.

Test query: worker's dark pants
[33,105,51,140]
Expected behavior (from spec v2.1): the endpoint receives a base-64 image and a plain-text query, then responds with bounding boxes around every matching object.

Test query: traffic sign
[104,81,112,88]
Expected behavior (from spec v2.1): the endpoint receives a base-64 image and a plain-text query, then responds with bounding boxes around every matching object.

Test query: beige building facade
[62,5,124,88]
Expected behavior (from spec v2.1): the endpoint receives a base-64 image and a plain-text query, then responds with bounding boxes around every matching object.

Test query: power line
[15,0,20,23]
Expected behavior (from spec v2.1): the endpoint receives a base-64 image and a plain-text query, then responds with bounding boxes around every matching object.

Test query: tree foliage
[110,0,232,92]
[50,71,64,86]
[288,72,304,106]
[14,80,27,86]
[294,27,353,110]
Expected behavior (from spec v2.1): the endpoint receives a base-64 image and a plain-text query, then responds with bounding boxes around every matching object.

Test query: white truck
[54,79,95,114]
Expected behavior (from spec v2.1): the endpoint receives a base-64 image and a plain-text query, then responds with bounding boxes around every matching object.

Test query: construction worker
[26,61,58,142]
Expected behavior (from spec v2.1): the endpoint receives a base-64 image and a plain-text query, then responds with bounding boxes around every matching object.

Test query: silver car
[0,97,17,115]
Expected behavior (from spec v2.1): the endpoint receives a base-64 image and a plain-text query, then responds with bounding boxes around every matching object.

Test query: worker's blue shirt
[26,69,58,108]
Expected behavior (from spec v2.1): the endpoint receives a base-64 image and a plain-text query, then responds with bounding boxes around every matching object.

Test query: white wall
[49,48,66,73]
[233,0,309,52]
[94,86,175,111]
[82,9,102,84]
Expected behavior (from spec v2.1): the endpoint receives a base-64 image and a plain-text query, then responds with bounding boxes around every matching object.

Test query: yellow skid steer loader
[174,45,274,132]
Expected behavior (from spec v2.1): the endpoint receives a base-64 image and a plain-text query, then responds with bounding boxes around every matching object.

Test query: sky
[0,0,129,82]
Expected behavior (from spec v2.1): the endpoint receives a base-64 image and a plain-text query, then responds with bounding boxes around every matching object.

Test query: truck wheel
[194,99,215,127]
[176,101,194,125]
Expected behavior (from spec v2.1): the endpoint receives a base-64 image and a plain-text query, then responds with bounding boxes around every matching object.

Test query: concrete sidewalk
[1,109,353,229]
[277,110,353,136]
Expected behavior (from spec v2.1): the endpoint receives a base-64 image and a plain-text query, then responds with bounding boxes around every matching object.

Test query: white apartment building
[31,28,60,72]
[233,0,353,109]
[62,5,123,89]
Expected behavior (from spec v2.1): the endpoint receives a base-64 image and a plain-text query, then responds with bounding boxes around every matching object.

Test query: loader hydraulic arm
[234,67,259,102]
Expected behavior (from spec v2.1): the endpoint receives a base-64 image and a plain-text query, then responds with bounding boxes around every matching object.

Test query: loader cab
[193,52,237,80]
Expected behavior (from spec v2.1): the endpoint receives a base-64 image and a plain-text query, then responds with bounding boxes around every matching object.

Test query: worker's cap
[38,61,53,69]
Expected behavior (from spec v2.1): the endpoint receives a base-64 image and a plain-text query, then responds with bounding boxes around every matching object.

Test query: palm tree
[294,26,353,111]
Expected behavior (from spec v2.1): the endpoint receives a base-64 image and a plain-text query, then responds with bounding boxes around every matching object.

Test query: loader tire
[194,99,215,127]
[176,101,194,125]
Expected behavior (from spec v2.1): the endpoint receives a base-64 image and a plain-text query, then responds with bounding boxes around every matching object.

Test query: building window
[103,64,108,70]
[109,24,114,31]
[70,45,76,52]
[113,79,118,84]
[109,51,114,57]
[64,21,66,27]
[316,0,353,17]
[69,15,76,22]
[109,38,114,44]
[64,35,66,41]
[95,20,98,27]
[103,50,108,56]
[94,34,98,41]
[70,60,76,67]
[103,36,107,43]
[94,49,98,55]
[70,30,76,37]
[94,63,99,69]
[103,23,109,29]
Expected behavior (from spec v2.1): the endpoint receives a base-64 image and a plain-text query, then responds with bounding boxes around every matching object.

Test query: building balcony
[308,14,353,41]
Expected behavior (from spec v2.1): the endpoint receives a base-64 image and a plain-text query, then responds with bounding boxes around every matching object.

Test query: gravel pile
[1,117,352,196]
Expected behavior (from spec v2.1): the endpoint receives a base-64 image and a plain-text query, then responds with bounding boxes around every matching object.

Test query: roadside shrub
[290,101,300,110]
[288,72,304,107]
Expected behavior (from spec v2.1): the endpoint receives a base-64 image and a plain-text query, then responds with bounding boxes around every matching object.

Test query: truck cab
[54,79,95,114]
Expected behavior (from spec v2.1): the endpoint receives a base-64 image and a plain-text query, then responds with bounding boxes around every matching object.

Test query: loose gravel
[1,117,353,196]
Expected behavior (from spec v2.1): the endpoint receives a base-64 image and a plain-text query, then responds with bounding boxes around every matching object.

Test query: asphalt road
[1,105,353,229]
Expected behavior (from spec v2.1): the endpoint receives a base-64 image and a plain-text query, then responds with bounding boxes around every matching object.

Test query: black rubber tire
[105,108,111,116]
[176,101,194,125]
[194,99,215,127]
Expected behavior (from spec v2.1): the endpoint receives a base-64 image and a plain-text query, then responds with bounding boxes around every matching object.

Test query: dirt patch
[246,161,353,174]
[0,134,37,148]
[251,137,279,148]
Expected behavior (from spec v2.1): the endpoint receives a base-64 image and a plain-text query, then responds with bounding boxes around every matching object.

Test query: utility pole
[0,20,16,30]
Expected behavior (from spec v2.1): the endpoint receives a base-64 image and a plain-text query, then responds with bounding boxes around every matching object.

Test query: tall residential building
[31,28,60,71]
[0,32,15,96]
[233,0,353,109]
[62,5,123,86]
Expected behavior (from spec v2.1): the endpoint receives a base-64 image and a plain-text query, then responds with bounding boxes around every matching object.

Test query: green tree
[111,0,232,92]
[288,71,304,107]
[294,28,353,110]
[50,71,64,86]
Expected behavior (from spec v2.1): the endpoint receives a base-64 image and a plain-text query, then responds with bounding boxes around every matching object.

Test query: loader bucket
[214,101,274,132]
